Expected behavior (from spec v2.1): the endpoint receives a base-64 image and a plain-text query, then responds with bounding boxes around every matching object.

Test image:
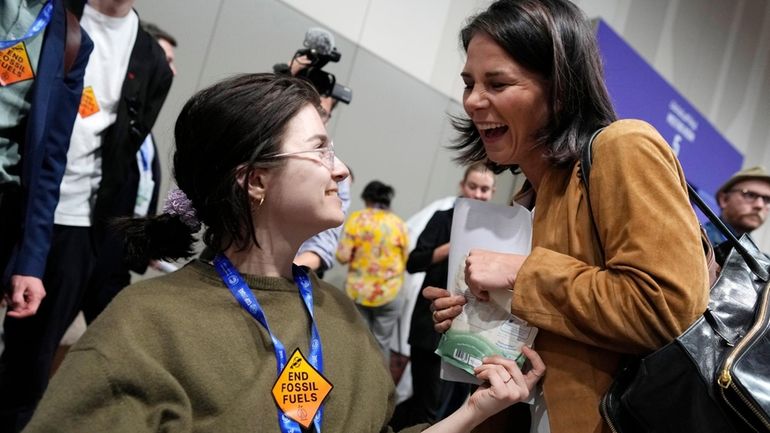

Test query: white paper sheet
[436,198,536,384]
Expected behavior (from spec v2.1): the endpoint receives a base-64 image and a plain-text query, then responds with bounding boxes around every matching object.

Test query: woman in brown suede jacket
[427,1,710,432]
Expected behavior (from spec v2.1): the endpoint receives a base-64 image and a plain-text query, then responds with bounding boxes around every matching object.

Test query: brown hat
[717,166,770,194]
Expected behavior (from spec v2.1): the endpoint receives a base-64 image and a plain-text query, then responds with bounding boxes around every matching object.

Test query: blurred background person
[337,180,408,359]
[274,27,353,278]
[46,18,178,384]
[704,166,770,264]
[392,162,499,429]
[389,194,458,404]
[141,21,176,75]
[81,20,178,324]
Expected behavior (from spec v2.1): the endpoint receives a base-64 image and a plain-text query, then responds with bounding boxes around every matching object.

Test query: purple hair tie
[162,188,201,231]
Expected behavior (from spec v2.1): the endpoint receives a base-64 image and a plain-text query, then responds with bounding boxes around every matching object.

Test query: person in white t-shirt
[80,21,179,325]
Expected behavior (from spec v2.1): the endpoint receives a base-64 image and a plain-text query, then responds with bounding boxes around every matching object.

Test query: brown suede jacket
[481,119,709,433]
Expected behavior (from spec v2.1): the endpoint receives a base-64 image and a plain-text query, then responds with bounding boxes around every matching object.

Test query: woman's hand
[468,347,545,422]
[465,250,527,301]
[425,347,545,433]
[423,286,466,333]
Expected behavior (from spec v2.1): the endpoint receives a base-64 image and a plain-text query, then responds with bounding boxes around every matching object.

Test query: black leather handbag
[580,130,770,433]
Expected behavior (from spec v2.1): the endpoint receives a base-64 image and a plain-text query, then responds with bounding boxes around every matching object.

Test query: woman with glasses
[24,73,544,433]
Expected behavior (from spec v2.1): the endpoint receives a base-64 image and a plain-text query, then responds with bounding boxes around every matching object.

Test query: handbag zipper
[599,396,621,433]
[717,278,770,430]
[718,384,768,431]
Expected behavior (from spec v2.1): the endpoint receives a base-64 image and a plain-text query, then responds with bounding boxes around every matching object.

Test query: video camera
[274,28,353,105]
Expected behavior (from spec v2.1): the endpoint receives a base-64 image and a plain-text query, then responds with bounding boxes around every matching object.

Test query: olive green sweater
[25,260,427,433]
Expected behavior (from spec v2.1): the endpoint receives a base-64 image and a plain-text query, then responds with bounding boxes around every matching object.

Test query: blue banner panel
[596,19,742,210]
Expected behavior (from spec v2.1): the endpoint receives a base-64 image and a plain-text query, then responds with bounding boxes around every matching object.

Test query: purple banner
[595,20,742,210]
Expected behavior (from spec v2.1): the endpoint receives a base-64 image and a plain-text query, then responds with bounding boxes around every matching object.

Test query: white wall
[134,0,770,249]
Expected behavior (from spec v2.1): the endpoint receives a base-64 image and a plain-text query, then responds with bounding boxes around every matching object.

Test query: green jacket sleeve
[24,346,190,433]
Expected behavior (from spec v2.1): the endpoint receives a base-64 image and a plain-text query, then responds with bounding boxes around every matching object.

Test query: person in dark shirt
[392,162,496,428]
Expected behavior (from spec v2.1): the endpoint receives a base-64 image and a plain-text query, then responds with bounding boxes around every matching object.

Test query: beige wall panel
[280,0,369,43]
[358,0,451,85]
[429,0,488,98]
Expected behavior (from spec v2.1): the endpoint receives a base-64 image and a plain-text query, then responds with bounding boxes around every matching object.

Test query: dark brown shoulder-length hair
[118,73,323,264]
[451,0,616,173]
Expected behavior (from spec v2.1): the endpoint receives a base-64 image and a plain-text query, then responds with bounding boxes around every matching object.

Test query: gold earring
[259,196,265,207]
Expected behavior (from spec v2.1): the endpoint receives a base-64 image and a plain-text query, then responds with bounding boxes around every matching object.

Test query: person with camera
[274,28,353,277]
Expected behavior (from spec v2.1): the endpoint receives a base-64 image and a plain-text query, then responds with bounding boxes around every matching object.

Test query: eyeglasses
[729,188,770,206]
[271,142,335,171]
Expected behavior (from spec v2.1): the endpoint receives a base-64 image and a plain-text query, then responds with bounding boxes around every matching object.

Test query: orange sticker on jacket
[78,86,100,118]
[271,348,333,429]
[0,42,35,86]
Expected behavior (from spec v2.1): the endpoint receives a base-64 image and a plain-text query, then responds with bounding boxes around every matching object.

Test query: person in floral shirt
[337,180,408,359]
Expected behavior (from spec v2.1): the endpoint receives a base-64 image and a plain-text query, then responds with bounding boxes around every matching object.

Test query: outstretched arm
[423,347,545,433]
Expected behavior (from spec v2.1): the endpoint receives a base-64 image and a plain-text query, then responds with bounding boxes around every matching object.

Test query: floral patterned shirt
[336,208,408,307]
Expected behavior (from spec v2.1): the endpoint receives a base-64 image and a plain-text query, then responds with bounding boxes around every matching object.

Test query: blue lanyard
[213,254,324,433]
[139,141,150,171]
[1,1,54,50]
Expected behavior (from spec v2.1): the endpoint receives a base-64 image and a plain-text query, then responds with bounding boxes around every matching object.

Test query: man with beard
[705,166,770,264]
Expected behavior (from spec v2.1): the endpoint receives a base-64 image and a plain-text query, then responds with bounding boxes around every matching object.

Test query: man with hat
[705,166,770,263]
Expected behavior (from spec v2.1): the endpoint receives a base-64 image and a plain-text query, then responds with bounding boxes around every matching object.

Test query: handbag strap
[579,128,606,266]
[579,129,768,281]
[686,187,767,279]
